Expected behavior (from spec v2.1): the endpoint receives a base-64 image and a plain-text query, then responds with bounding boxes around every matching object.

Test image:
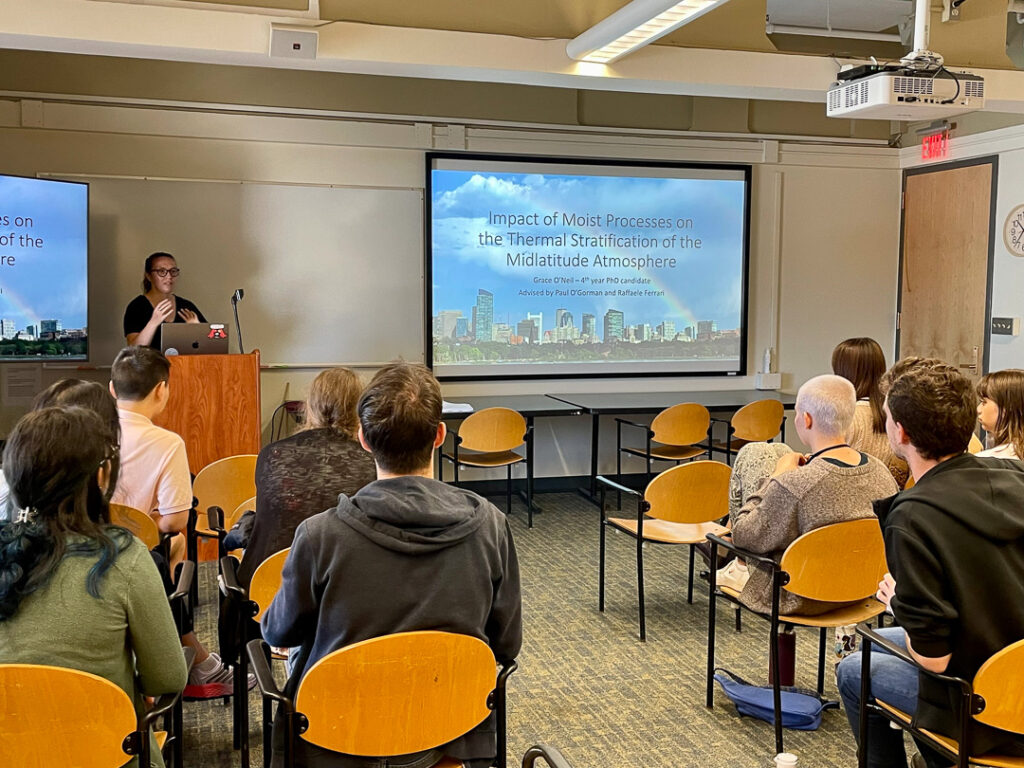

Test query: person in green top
[0,405,187,768]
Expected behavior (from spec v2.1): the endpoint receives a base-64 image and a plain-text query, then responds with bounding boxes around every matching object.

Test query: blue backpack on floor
[713,668,827,730]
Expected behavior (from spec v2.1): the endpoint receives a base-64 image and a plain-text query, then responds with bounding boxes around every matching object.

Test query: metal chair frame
[704,530,886,754]
[856,625,1024,768]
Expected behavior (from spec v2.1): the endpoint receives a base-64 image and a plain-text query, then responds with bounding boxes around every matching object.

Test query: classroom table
[545,390,797,502]
[441,394,585,515]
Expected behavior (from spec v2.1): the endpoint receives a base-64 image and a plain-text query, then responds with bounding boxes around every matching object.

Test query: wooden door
[898,159,996,381]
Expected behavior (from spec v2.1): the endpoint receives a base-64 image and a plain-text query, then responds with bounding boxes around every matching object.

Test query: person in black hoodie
[262,361,522,768]
[837,360,1024,768]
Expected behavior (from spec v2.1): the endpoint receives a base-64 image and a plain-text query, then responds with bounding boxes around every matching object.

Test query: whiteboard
[86,178,424,366]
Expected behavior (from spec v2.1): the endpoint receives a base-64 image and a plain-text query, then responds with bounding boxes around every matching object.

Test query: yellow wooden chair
[0,656,189,768]
[858,628,1024,768]
[247,631,517,768]
[615,402,711,495]
[219,547,290,768]
[110,502,161,551]
[705,518,889,754]
[207,494,256,560]
[708,399,786,465]
[597,460,731,641]
[442,407,534,526]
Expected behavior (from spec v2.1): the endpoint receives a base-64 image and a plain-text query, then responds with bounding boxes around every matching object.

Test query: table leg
[576,412,602,507]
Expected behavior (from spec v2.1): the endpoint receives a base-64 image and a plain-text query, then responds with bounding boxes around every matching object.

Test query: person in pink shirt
[110,345,250,700]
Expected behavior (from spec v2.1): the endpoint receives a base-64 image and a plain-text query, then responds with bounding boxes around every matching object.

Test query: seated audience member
[109,345,242,699]
[720,375,898,613]
[0,406,187,767]
[837,360,1024,768]
[262,361,522,768]
[237,367,376,587]
[975,369,1024,459]
[832,337,910,487]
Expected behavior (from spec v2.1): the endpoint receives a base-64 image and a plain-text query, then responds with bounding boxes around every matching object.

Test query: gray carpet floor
[183,491,870,768]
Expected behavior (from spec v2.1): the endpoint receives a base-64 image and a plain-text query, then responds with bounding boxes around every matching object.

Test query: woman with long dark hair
[0,406,186,767]
[832,337,909,488]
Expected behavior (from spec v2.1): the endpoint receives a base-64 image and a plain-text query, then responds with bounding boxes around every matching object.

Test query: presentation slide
[427,155,749,380]
[0,175,88,361]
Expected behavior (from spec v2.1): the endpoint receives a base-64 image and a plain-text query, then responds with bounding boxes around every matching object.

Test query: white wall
[0,97,903,475]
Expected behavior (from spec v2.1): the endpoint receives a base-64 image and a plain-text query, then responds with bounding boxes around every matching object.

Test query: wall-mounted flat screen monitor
[426,153,750,381]
[0,174,88,361]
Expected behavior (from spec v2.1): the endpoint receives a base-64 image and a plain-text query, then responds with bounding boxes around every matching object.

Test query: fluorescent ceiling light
[566,0,733,64]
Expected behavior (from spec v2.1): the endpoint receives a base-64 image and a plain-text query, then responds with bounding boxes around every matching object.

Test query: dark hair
[305,368,363,439]
[0,407,129,621]
[977,369,1024,460]
[110,346,171,401]
[31,379,121,493]
[357,362,441,474]
[831,337,887,434]
[142,252,175,292]
[886,359,977,460]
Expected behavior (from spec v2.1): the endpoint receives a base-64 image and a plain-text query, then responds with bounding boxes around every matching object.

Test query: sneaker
[183,653,256,700]
[716,558,749,592]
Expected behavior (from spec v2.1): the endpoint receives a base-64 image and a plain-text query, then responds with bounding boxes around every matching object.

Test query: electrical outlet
[991,317,1021,336]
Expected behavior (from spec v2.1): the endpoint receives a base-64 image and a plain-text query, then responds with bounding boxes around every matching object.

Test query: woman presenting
[123,252,207,348]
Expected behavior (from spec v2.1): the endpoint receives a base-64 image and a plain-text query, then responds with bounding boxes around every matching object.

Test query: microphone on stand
[231,288,245,354]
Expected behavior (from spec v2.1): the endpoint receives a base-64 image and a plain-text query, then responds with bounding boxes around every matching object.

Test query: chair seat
[621,444,707,461]
[608,517,728,545]
[712,437,753,453]
[446,450,524,468]
[155,731,167,750]
[877,702,1024,768]
[435,759,465,768]
[715,588,885,628]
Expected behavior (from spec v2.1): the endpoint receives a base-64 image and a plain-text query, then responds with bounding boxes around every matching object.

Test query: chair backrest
[229,495,257,530]
[780,518,886,602]
[650,402,710,446]
[458,407,526,453]
[109,503,161,551]
[731,399,785,442]
[973,638,1024,734]
[250,547,290,621]
[295,631,495,757]
[0,664,138,768]
[644,460,731,524]
[192,454,257,516]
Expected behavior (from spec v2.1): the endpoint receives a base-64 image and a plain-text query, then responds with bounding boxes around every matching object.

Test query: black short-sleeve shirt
[123,294,207,350]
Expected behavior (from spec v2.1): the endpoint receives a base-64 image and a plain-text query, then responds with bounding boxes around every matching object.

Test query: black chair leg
[735,607,742,632]
[526,458,533,529]
[770,617,784,755]
[817,627,828,696]
[636,534,646,642]
[706,544,719,707]
[616,422,623,510]
[506,464,513,516]
[598,488,606,612]
[687,543,695,604]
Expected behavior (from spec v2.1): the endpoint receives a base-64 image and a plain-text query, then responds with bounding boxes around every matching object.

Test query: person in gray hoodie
[262,361,523,768]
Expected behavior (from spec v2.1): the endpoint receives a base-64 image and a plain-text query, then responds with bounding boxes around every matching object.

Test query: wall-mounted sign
[920,128,950,161]
[1005,204,1024,257]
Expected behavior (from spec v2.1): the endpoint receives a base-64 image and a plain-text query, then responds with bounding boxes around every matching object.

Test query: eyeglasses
[150,268,180,277]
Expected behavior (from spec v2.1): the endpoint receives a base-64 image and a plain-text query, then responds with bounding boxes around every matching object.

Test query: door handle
[959,345,980,372]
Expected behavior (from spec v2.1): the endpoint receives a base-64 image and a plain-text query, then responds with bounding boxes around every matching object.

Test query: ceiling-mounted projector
[826,0,984,120]
[826,65,984,120]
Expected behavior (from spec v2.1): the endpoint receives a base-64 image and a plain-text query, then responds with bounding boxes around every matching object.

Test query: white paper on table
[442,400,474,414]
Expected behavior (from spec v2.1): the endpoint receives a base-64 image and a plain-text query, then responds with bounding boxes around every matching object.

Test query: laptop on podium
[161,323,230,356]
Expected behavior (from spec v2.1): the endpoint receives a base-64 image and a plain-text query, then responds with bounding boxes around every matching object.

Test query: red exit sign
[921,129,950,161]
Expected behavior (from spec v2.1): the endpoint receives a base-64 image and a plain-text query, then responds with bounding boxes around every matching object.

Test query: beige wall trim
[0,90,892,147]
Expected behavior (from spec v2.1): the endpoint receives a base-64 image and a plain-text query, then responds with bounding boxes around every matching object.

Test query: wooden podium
[153,351,261,475]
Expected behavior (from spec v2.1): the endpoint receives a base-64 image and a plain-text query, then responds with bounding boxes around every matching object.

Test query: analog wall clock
[1005,204,1024,257]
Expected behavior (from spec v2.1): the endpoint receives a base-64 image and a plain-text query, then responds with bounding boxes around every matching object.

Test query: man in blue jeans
[836,361,1024,768]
